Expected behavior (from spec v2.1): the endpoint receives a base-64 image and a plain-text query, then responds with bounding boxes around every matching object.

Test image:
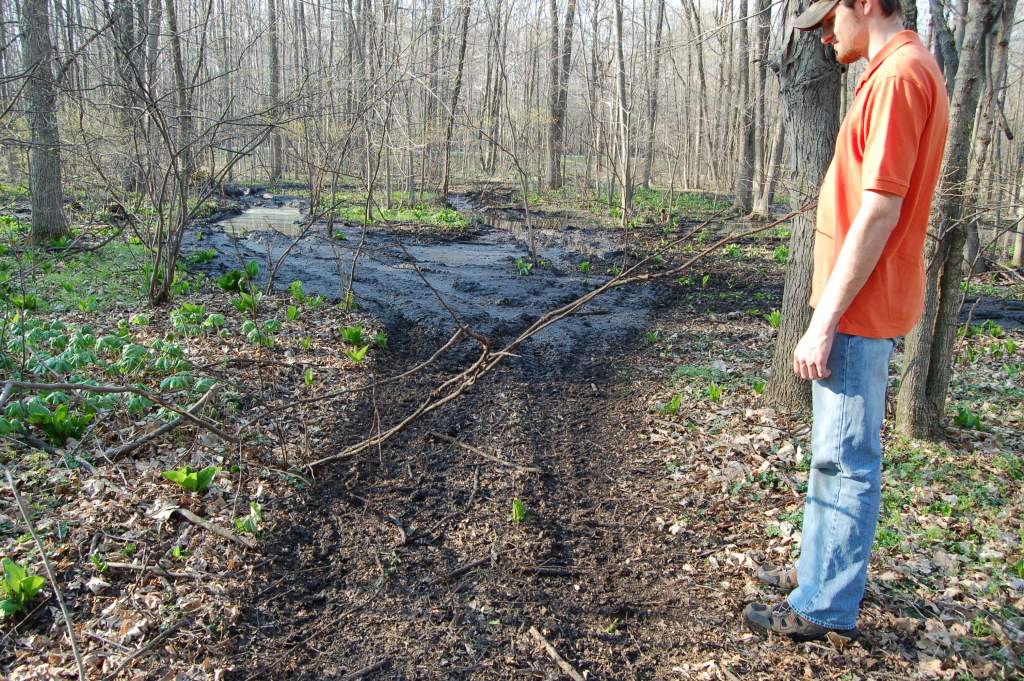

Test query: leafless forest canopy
[2,0,1023,244]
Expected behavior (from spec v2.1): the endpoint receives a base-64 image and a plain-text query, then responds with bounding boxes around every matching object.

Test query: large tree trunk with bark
[930,0,959,99]
[613,0,631,226]
[731,0,755,214]
[441,1,472,198]
[269,0,283,181]
[964,0,1016,273]
[545,0,577,191]
[21,0,68,245]
[764,1,841,410]
[640,0,665,190]
[896,0,997,439]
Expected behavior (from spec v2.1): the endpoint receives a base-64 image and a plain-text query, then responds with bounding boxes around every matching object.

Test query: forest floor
[0,183,1022,680]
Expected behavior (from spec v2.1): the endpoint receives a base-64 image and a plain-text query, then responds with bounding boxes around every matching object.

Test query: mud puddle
[185,194,660,357]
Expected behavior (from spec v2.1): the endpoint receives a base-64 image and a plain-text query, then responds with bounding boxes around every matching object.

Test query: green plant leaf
[195,466,220,492]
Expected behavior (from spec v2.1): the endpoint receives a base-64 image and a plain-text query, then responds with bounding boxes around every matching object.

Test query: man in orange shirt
[744,0,948,640]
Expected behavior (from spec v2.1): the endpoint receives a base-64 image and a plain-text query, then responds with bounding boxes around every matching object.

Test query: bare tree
[20,0,68,245]
[731,0,755,215]
[896,0,999,439]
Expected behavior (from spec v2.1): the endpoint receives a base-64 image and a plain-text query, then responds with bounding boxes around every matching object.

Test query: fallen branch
[5,468,87,681]
[102,618,187,681]
[528,626,586,681]
[173,508,257,550]
[428,431,542,474]
[443,557,489,582]
[340,659,388,681]
[105,383,221,460]
[102,561,210,581]
[0,380,237,443]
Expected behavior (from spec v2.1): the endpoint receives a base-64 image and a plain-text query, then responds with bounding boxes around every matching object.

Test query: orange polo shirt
[810,31,949,338]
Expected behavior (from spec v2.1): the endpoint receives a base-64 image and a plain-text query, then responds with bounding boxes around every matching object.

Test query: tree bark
[752,0,772,198]
[269,0,283,181]
[21,0,69,245]
[640,0,665,190]
[613,0,631,227]
[930,0,959,99]
[545,0,577,190]
[896,0,997,439]
[964,0,1016,272]
[731,0,755,214]
[441,0,472,199]
[765,0,842,411]
[753,117,785,217]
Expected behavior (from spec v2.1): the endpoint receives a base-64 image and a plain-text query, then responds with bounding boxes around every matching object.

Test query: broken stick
[528,626,586,681]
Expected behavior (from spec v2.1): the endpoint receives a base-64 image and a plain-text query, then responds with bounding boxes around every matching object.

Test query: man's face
[819,2,869,64]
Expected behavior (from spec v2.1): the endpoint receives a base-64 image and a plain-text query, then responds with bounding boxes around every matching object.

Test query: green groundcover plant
[1,559,45,618]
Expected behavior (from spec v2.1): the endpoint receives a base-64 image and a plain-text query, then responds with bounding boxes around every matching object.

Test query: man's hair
[840,0,902,17]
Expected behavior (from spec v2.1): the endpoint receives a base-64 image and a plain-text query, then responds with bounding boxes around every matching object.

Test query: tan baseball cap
[793,0,841,30]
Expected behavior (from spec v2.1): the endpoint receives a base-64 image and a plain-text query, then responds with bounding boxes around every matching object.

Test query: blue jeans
[787,332,894,630]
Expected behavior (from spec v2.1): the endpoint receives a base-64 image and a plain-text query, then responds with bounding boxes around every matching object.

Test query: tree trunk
[165,0,193,183]
[964,0,1016,273]
[753,117,785,217]
[545,0,577,191]
[903,0,918,31]
[21,0,68,245]
[441,0,472,199]
[613,0,631,227]
[731,0,755,214]
[752,0,771,197]
[896,0,997,439]
[641,0,665,190]
[269,0,283,181]
[765,0,842,410]
[930,0,959,99]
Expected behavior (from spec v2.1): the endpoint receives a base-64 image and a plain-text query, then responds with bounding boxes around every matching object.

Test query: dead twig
[340,659,389,680]
[5,468,87,681]
[173,508,257,550]
[443,557,489,582]
[102,618,187,681]
[528,626,586,681]
[428,431,542,474]
[105,383,221,460]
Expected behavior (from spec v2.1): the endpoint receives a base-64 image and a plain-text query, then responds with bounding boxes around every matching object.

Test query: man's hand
[793,324,836,381]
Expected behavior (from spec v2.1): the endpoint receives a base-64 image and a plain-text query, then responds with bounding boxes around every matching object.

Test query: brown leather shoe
[756,564,798,590]
[743,601,858,642]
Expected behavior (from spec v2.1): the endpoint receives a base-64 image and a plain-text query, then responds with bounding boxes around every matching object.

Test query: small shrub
[0,559,44,618]
[162,465,220,493]
[234,502,262,535]
[765,309,781,328]
[516,257,533,276]
[579,261,591,274]
[954,406,981,430]
[511,498,527,523]
[707,382,723,402]
[188,248,217,265]
[345,345,369,363]
[772,245,789,264]
[341,325,365,346]
[659,393,682,416]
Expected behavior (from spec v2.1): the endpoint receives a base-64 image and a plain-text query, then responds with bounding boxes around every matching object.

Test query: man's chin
[835,50,859,65]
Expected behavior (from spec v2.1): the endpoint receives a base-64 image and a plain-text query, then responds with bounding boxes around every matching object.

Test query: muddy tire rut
[224,315,685,680]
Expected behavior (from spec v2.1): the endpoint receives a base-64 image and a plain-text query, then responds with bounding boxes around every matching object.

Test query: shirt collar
[855,30,920,94]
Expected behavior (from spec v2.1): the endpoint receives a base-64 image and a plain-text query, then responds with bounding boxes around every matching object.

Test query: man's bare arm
[793,190,904,381]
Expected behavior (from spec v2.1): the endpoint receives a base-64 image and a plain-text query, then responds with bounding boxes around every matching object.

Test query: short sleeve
[860,76,930,197]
